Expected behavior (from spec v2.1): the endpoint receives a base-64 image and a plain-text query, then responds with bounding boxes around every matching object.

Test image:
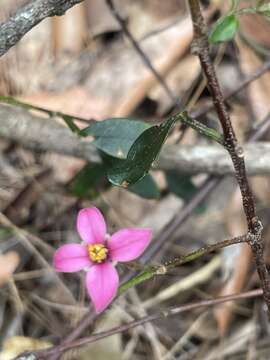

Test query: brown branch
[187,0,270,313]
[21,289,263,359]
[106,0,179,105]
[0,0,84,57]
[192,57,270,119]
[2,104,270,175]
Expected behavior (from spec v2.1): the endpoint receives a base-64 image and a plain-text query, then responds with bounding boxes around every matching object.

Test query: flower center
[88,244,108,263]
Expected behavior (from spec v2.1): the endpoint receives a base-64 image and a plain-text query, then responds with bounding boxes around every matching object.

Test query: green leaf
[209,14,239,43]
[80,118,150,158]
[69,163,109,199]
[166,171,206,214]
[166,172,197,200]
[107,115,177,187]
[128,174,160,199]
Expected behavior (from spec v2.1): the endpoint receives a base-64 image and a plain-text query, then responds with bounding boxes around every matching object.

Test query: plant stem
[187,0,270,314]
[118,235,247,294]
[106,0,178,105]
[175,111,224,144]
[0,95,94,127]
[33,288,263,359]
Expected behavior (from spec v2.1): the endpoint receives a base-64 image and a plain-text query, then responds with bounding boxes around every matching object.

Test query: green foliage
[128,174,160,199]
[209,14,239,43]
[70,160,160,200]
[107,115,177,187]
[80,118,150,158]
[69,163,108,199]
[165,171,206,214]
[166,171,197,201]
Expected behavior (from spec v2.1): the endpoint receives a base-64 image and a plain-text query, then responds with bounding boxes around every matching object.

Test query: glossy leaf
[80,118,150,158]
[69,163,109,199]
[128,174,160,199]
[209,14,239,43]
[107,115,177,187]
[166,171,206,214]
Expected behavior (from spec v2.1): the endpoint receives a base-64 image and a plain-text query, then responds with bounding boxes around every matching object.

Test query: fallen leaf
[0,336,51,360]
[0,251,20,287]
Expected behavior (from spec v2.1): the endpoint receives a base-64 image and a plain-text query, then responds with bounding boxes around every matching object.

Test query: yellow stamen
[88,244,108,263]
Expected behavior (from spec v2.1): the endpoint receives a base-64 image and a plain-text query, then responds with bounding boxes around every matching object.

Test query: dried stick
[187,0,270,312]
[106,0,178,105]
[22,288,263,359]
[0,0,84,57]
[3,104,270,175]
[0,212,76,305]
[192,57,270,118]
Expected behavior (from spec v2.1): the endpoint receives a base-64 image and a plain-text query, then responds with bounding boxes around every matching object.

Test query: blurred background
[1,0,270,359]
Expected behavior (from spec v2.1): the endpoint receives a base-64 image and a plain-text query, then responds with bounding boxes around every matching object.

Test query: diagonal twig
[187,0,270,313]
[25,288,263,359]
[106,0,179,105]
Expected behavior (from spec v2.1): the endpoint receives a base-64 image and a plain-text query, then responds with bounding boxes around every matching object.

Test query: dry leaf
[19,86,106,120]
[0,251,20,287]
[236,37,270,120]
[0,336,51,360]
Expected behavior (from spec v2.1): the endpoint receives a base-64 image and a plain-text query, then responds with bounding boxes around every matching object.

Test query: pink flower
[53,207,152,313]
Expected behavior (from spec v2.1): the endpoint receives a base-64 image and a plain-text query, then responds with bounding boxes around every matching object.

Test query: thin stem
[192,57,270,119]
[32,289,263,359]
[106,0,179,105]
[175,111,224,144]
[0,95,94,127]
[187,0,270,314]
[119,234,247,294]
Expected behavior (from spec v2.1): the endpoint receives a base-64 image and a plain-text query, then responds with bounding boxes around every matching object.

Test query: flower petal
[108,228,152,262]
[77,207,106,244]
[86,262,119,313]
[53,244,91,272]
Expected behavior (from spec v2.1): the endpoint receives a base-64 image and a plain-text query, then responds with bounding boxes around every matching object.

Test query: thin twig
[106,0,179,105]
[0,95,95,125]
[118,234,247,295]
[0,212,76,305]
[187,0,270,313]
[27,289,263,359]
[192,57,270,119]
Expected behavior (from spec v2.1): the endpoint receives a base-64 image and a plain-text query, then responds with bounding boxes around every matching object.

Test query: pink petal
[77,207,106,244]
[53,244,91,272]
[86,262,119,313]
[108,228,152,262]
